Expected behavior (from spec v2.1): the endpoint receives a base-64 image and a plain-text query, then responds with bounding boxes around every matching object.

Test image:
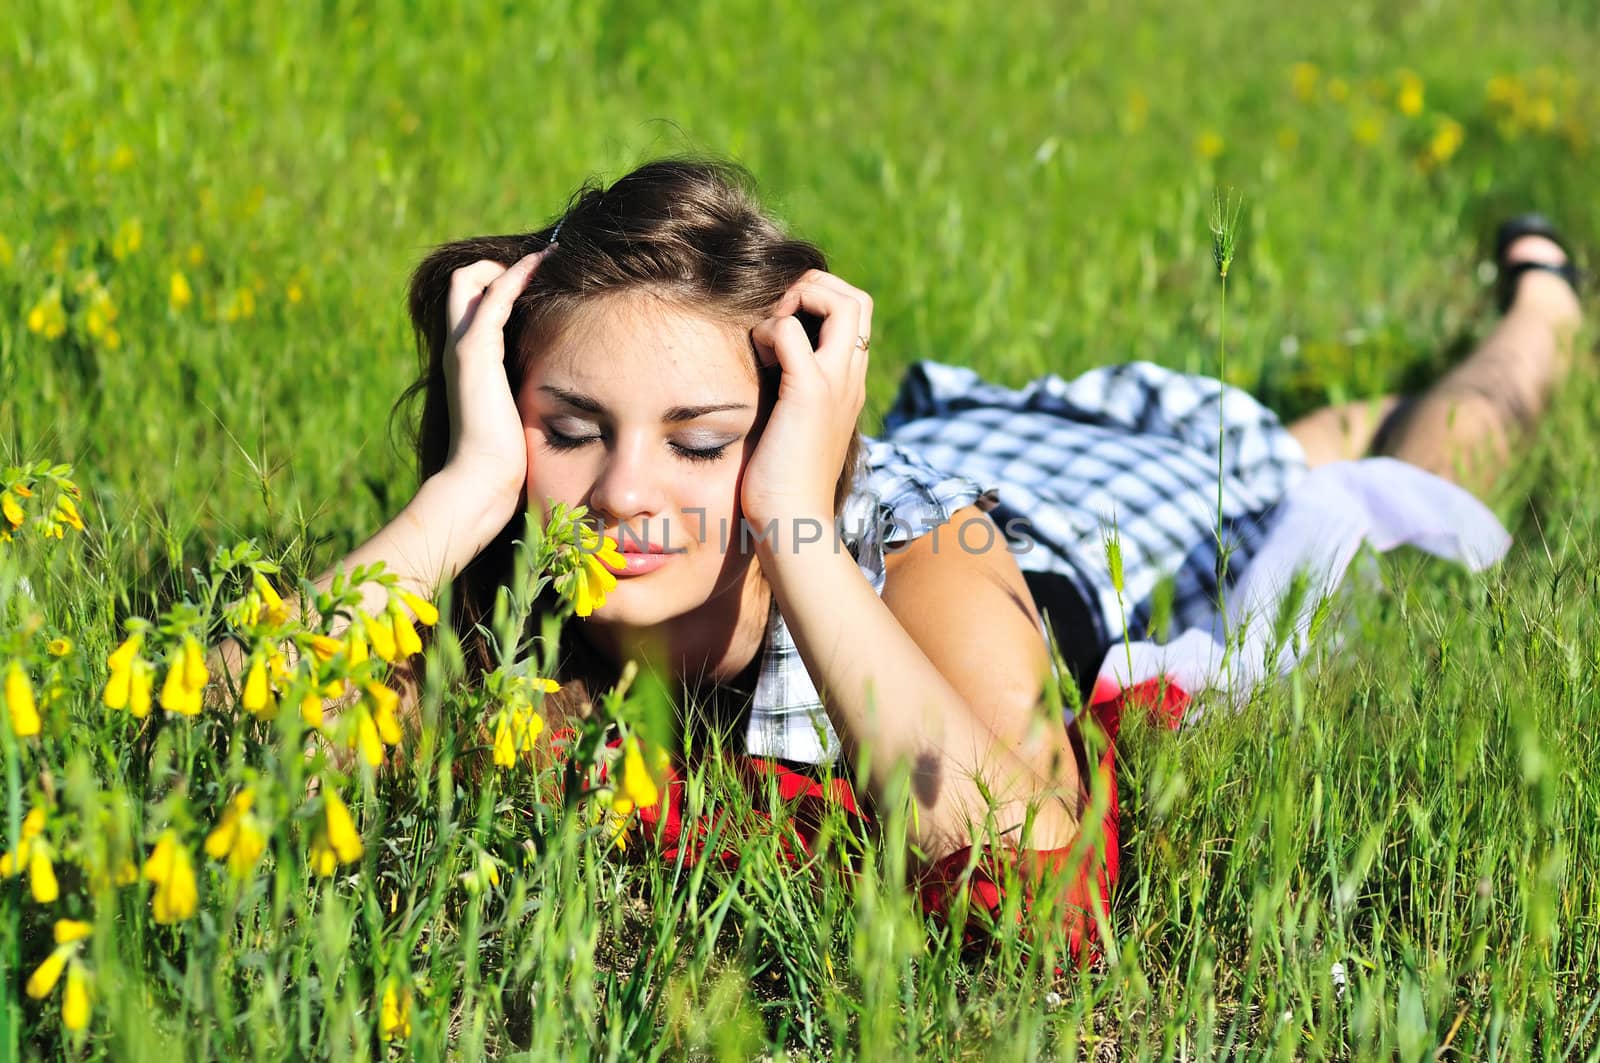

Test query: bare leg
[1287,235,1581,490]
[1378,235,1582,493]
[1288,395,1404,468]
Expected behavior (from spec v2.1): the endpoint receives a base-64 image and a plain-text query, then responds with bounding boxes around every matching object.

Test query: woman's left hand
[740,270,872,533]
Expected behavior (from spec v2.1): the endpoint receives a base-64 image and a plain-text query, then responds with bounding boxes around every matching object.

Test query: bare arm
[756,506,1079,863]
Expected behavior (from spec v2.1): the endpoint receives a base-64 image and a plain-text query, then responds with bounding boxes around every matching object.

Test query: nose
[585,433,668,530]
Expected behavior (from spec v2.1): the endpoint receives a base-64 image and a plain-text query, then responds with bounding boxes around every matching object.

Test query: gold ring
[855,335,871,353]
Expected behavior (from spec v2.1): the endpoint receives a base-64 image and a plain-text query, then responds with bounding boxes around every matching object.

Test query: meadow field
[3,0,1599,1057]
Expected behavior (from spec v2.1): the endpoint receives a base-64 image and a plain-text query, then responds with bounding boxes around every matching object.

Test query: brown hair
[396,158,863,718]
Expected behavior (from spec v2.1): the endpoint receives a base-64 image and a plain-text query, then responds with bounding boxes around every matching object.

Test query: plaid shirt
[742,359,1308,766]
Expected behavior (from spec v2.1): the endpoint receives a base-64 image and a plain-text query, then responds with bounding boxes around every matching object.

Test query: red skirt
[568,678,1188,965]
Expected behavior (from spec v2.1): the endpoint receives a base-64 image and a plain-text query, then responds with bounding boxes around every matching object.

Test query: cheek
[521,427,586,517]
[682,462,746,546]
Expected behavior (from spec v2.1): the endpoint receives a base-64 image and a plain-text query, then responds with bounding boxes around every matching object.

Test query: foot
[1502,234,1582,327]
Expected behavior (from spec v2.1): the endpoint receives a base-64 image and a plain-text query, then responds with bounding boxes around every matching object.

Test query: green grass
[3,0,1599,1057]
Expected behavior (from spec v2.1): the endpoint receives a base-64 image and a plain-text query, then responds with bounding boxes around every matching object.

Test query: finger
[750,315,816,377]
[796,270,874,342]
[463,250,549,344]
[780,283,862,368]
[447,260,514,338]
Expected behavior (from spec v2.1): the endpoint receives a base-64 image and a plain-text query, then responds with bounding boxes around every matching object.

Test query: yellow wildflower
[242,654,276,720]
[1,809,58,903]
[252,573,291,625]
[62,961,90,1031]
[1,491,25,529]
[348,683,402,767]
[26,290,67,340]
[391,607,423,657]
[492,704,545,769]
[169,271,193,311]
[309,787,363,876]
[309,634,344,663]
[619,735,662,811]
[396,589,439,627]
[128,660,154,718]
[204,788,268,879]
[55,919,92,945]
[1327,76,1350,102]
[286,282,304,305]
[142,830,198,923]
[46,638,72,657]
[300,690,325,729]
[159,636,208,716]
[563,527,624,618]
[359,610,397,662]
[0,233,12,269]
[220,288,256,322]
[52,496,84,532]
[84,287,118,341]
[26,946,68,1000]
[187,243,205,266]
[1428,117,1465,165]
[108,144,135,172]
[1396,70,1424,117]
[379,979,413,1040]
[111,219,142,261]
[1290,62,1319,102]
[104,633,144,709]
[1194,130,1225,161]
[5,661,41,737]
[1528,96,1556,131]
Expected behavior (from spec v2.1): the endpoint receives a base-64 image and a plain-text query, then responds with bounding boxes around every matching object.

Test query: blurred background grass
[4,0,1595,573]
[3,1,1600,1057]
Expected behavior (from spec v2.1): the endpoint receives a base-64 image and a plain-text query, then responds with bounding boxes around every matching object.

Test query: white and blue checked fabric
[742,359,1309,766]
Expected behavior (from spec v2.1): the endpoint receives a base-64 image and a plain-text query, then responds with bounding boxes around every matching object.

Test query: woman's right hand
[438,249,552,524]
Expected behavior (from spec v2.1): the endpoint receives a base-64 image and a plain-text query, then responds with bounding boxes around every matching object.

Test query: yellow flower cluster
[491,675,560,769]
[1283,60,1479,173]
[5,660,41,736]
[1,465,84,545]
[0,484,679,1039]
[380,979,414,1040]
[1,809,59,902]
[594,734,671,849]
[203,788,268,879]
[158,636,211,716]
[23,274,123,350]
[142,830,199,924]
[26,920,92,1032]
[308,787,364,876]
[552,517,628,618]
[26,289,66,340]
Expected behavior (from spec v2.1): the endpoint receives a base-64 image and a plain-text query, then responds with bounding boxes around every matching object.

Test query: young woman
[320,158,1582,950]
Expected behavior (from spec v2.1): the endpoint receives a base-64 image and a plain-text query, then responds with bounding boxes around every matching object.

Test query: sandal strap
[1497,260,1582,313]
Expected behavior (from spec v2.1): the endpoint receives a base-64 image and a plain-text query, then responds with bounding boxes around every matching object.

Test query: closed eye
[543,427,732,463]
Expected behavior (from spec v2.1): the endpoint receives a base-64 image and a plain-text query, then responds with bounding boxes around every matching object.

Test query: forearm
[756,526,1076,858]
[308,472,511,625]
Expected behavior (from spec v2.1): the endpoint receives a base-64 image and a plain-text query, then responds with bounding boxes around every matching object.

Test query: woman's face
[516,293,766,632]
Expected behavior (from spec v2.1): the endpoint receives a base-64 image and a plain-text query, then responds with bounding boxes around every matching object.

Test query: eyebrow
[539,385,751,422]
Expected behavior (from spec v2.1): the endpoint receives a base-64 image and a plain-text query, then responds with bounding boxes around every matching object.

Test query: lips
[601,530,684,576]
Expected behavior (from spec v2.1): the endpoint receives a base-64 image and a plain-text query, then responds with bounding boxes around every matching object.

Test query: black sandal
[1494,213,1582,314]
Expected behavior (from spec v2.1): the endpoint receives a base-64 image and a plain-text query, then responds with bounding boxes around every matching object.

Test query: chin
[585,586,687,630]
